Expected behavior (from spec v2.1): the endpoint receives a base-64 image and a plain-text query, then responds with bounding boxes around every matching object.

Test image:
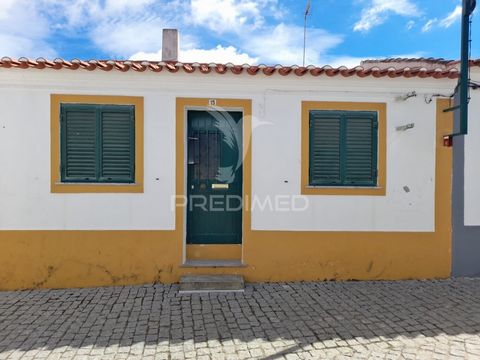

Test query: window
[61,104,135,183]
[51,95,144,193]
[309,110,378,187]
[301,101,386,196]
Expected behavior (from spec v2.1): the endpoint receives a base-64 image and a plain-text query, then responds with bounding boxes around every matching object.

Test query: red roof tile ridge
[0,57,472,80]
[362,57,455,65]
[360,57,480,71]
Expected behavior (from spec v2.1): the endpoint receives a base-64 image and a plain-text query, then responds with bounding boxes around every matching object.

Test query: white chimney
[162,29,178,62]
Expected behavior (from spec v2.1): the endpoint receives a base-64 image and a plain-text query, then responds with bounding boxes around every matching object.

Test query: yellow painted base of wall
[0,230,451,290]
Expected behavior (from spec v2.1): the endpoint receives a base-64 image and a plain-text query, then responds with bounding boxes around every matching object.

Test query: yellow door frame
[175,98,252,262]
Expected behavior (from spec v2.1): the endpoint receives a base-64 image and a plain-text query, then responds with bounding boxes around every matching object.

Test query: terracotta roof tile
[362,57,456,65]
[0,57,477,80]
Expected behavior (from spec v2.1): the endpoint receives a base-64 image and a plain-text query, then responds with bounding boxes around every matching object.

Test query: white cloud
[0,0,351,67]
[0,0,177,58]
[189,0,280,33]
[354,0,420,32]
[0,0,16,20]
[131,44,258,64]
[91,19,169,56]
[41,0,162,27]
[0,0,55,57]
[180,45,258,64]
[103,0,155,14]
[185,2,339,65]
[439,5,462,28]
[243,24,343,65]
[406,20,415,30]
[422,18,437,32]
[422,4,463,33]
[130,21,343,66]
[0,34,56,59]
[324,56,365,68]
[44,0,185,56]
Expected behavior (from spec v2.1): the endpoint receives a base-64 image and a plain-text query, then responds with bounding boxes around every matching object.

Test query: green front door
[186,110,243,244]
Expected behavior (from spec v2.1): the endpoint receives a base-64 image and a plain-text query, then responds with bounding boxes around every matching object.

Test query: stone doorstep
[179,275,245,293]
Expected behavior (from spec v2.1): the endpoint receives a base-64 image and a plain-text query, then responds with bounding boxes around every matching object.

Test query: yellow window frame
[301,101,386,196]
[51,94,144,193]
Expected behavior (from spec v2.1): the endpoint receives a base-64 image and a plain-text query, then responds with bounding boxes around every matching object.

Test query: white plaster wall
[252,93,437,231]
[0,77,178,230]
[0,68,455,231]
[463,69,480,226]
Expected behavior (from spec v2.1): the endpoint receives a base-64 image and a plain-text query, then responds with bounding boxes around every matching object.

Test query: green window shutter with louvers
[344,112,377,186]
[309,110,378,187]
[99,106,135,183]
[61,104,97,182]
[61,104,135,183]
[309,111,342,185]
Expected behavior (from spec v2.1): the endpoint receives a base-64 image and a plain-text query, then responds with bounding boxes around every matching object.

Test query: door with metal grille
[186,110,243,244]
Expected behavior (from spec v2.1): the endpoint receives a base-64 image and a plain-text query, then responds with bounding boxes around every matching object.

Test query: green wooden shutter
[309,110,378,187]
[100,106,135,183]
[61,105,97,182]
[309,111,342,185]
[61,104,135,183]
[344,112,377,186]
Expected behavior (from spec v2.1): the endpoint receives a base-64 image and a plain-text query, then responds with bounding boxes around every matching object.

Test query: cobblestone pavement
[1,279,480,359]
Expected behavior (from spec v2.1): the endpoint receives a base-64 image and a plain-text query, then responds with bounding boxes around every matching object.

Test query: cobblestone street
[1,279,480,359]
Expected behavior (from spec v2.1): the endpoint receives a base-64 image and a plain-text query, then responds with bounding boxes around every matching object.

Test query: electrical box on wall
[443,135,453,147]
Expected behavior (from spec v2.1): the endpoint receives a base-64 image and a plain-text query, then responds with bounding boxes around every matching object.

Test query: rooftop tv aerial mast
[303,0,311,67]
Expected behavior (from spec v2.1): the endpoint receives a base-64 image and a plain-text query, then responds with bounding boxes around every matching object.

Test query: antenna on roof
[303,0,311,67]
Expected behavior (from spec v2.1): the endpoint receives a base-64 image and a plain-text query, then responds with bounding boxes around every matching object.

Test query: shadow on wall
[0,280,480,357]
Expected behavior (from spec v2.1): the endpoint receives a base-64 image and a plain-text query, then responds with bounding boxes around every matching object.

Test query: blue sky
[0,0,478,67]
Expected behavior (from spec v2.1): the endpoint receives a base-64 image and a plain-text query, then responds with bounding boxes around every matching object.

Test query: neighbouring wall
[452,68,480,277]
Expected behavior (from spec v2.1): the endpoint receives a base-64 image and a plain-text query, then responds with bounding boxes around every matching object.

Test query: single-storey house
[0,30,478,290]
